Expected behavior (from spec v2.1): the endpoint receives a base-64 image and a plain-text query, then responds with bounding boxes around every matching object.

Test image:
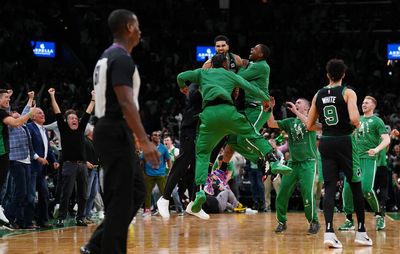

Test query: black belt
[204,98,232,108]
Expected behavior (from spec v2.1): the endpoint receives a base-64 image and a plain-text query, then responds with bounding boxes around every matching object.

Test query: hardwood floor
[1,212,399,253]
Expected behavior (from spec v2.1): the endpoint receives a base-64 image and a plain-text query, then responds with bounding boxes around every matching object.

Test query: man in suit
[27,107,59,228]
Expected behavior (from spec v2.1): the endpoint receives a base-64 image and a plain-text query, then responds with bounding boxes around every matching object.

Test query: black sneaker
[257,159,271,176]
[84,218,95,224]
[21,224,39,230]
[308,221,320,234]
[76,218,88,227]
[56,219,64,227]
[252,202,260,211]
[275,222,287,233]
[80,245,92,254]
[258,205,269,213]
[10,222,22,230]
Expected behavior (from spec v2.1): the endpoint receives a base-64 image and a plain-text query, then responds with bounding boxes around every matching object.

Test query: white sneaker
[98,211,105,220]
[324,232,343,248]
[185,201,209,220]
[0,206,9,224]
[245,208,258,214]
[157,197,170,219]
[53,204,60,218]
[0,225,13,231]
[73,203,78,212]
[355,231,373,246]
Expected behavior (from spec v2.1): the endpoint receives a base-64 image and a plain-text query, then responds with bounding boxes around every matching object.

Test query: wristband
[28,111,33,119]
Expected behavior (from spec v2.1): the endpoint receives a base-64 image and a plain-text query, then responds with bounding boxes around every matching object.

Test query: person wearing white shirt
[27,108,59,228]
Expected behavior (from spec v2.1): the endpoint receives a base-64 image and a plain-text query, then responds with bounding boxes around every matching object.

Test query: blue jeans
[85,169,99,218]
[6,161,33,226]
[29,165,50,225]
[171,185,183,211]
[248,168,265,204]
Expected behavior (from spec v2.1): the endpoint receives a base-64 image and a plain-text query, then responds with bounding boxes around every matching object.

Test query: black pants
[319,135,365,232]
[54,152,63,204]
[29,164,51,225]
[58,161,88,220]
[163,127,224,202]
[374,166,389,214]
[163,127,196,201]
[88,119,145,254]
[0,154,10,196]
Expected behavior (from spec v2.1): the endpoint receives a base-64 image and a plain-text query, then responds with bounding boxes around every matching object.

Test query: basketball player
[202,35,244,71]
[307,58,372,248]
[267,97,320,234]
[219,44,276,179]
[338,96,390,231]
[177,53,292,217]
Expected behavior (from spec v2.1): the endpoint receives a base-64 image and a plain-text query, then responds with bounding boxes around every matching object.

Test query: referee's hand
[141,140,161,167]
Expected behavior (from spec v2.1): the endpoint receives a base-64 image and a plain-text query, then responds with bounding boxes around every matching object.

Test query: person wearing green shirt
[339,96,390,231]
[177,53,292,217]
[267,97,320,234]
[202,35,244,72]
[218,44,274,176]
[212,155,235,178]
[315,144,324,211]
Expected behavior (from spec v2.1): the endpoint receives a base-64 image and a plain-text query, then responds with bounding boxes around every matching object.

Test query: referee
[80,9,160,254]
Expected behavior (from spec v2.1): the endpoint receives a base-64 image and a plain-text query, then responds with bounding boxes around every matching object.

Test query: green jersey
[237,60,270,103]
[376,148,388,167]
[0,123,5,155]
[177,68,269,108]
[168,147,179,167]
[0,109,10,156]
[277,117,317,162]
[355,115,387,159]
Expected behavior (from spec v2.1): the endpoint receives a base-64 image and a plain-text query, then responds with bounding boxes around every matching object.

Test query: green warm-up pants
[342,157,380,215]
[228,105,271,164]
[195,104,273,185]
[276,160,318,223]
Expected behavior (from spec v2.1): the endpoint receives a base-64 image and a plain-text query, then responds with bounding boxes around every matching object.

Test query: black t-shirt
[181,83,202,129]
[93,45,136,119]
[0,109,10,155]
[316,85,353,136]
[56,112,90,162]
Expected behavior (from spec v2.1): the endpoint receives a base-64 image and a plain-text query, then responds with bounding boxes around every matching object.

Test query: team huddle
[169,35,393,249]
